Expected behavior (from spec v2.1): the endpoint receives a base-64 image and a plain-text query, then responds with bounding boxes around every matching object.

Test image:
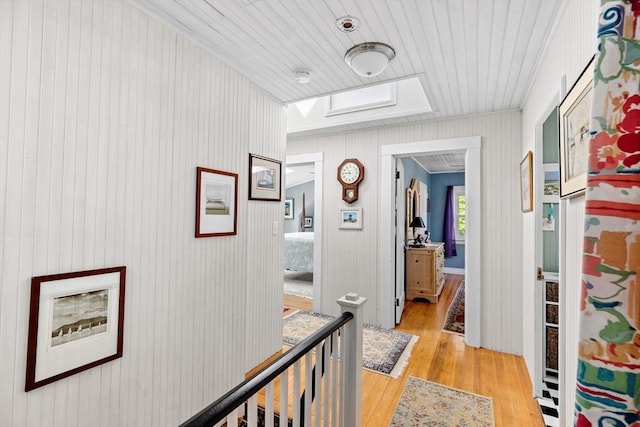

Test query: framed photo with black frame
[304,216,313,228]
[284,199,294,219]
[249,154,282,201]
[26,266,126,391]
[559,56,595,198]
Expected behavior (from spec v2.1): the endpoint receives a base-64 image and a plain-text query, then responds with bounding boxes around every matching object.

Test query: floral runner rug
[390,377,495,427]
[443,282,465,335]
[282,310,417,378]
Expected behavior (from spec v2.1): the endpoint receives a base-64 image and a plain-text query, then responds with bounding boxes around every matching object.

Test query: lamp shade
[409,216,425,229]
[344,42,396,77]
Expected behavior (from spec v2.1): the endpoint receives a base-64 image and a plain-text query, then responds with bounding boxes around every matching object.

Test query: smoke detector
[293,69,312,84]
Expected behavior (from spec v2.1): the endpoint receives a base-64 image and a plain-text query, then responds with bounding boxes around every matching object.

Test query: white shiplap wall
[0,1,285,426]
[520,0,597,424]
[287,110,523,354]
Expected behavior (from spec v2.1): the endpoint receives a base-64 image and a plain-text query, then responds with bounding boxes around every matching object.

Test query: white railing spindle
[331,330,340,427]
[314,342,323,427]
[265,381,274,427]
[279,368,289,427]
[247,395,258,426]
[293,360,301,427]
[304,353,313,425]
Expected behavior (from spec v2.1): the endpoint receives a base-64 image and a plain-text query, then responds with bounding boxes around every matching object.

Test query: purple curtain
[443,186,457,258]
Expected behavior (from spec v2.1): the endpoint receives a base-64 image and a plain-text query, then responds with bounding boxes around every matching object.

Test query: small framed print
[520,151,533,213]
[339,207,362,229]
[196,167,238,237]
[284,199,294,219]
[26,266,126,391]
[249,154,282,201]
[559,56,594,198]
[304,216,313,228]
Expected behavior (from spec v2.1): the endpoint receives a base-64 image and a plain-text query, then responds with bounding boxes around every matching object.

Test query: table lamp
[409,216,426,245]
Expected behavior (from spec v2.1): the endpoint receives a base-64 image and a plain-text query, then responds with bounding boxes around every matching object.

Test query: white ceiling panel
[133,0,564,130]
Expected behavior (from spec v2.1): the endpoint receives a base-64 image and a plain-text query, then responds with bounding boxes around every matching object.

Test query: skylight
[287,76,432,135]
[326,82,396,116]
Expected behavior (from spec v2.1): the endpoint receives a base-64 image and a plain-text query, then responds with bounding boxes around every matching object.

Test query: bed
[284,232,314,272]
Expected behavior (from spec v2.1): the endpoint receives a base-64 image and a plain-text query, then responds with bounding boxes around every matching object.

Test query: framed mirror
[405,179,420,242]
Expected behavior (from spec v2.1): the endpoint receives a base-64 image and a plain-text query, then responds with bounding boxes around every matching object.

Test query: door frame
[533,88,564,398]
[286,152,323,313]
[395,158,406,323]
[379,136,481,347]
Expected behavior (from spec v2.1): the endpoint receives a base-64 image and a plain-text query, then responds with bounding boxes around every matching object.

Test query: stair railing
[180,293,366,427]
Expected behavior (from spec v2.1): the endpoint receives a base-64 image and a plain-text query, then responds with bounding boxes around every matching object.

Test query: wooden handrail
[180,311,354,427]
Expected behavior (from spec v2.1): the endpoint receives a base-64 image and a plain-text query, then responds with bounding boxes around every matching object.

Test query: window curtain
[443,186,457,258]
[575,1,640,425]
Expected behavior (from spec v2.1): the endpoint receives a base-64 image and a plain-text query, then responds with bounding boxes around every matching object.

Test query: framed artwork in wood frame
[196,167,238,238]
[284,199,294,219]
[339,207,363,229]
[26,266,126,391]
[559,57,595,198]
[520,151,533,213]
[249,154,282,201]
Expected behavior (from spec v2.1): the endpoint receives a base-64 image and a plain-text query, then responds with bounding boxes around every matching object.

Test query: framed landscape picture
[26,266,126,391]
[249,154,282,201]
[196,167,238,237]
[559,57,594,198]
[284,199,294,219]
[339,207,362,229]
[520,151,533,213]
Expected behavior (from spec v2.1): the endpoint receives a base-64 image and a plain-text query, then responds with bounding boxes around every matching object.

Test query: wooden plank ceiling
[133,0,563,118]
[133,0,564,171]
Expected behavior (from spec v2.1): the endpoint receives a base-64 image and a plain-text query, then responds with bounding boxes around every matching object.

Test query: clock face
[340,162,361,184]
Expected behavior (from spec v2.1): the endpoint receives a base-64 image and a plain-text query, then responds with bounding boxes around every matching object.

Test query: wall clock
[337,158,364,203]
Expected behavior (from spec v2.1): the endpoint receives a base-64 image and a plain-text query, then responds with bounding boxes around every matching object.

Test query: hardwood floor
[277,275,543,426]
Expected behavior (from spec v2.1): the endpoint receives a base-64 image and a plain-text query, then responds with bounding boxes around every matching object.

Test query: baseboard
[444,267,465,275]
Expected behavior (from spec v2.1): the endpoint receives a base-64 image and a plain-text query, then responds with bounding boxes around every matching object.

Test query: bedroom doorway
[380,136,481,347]
[284,153,324,313]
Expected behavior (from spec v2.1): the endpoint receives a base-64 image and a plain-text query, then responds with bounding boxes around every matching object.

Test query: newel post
[337,293,367,427]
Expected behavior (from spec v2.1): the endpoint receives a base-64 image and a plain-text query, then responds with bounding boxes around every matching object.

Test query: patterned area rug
[443,283,465,335]
[390,377,495,426]
[282,311,417,378]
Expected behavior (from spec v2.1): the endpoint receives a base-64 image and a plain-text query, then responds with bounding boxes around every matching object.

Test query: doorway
[285,153,323,313]
[534,103,561,414]
[380,136,481,347]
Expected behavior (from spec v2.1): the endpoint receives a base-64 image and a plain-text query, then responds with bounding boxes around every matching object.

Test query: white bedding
[284,232,314,272]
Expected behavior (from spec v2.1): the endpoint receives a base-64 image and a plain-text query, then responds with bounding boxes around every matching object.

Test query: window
[453,186,466,243]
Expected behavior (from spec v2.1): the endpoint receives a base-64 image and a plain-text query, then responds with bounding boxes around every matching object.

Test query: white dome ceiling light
[344,42,396,77]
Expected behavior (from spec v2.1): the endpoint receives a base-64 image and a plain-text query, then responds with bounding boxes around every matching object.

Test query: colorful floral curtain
[443,186,457,258]
[575,1,640,425]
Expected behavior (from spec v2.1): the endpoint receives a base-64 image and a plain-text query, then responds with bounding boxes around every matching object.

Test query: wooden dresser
[406,243,445,303]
